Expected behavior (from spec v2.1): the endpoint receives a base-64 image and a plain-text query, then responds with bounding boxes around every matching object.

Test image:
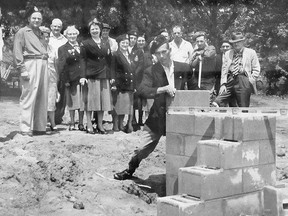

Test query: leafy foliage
[1,0,288,94]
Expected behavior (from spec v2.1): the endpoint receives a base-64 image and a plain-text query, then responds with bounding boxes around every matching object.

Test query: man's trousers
[128,125,162,173]
[214,73,252,107]
[19,59,48,132]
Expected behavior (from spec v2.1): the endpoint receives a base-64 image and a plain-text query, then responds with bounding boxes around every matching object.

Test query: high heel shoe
[96,126,107,134]
[50,125,58,131]
[86,127,95,134]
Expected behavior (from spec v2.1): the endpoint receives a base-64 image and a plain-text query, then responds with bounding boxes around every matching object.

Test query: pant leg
[128,125,162,173]
[214,75,235,107]
[20,59,47,132]
[234,74,252,107]
[55,78,67,124]
[32,60,48,131]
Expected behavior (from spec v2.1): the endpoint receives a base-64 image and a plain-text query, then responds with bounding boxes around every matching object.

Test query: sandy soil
[0,94,288,216]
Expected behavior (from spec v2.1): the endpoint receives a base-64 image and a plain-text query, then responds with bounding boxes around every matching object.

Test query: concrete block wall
[165,111,276,195]
[160,90,278,215]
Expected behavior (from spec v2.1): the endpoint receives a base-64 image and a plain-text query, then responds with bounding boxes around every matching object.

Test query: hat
[150,35,168,54]
[116,34,129,43]
[158,28,168,35]
[102,23,111,29]
[194,31,206,39]
[128,29,138,37]
[26,6,42,18]
[88,18,101,28]
[229,32,245,43]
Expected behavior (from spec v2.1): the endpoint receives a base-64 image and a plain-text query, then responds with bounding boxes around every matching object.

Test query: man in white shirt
[169,25,194,64]
[49,18,68,124]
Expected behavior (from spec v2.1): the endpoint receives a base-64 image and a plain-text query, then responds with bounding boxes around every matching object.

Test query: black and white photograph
[1,0,288,215]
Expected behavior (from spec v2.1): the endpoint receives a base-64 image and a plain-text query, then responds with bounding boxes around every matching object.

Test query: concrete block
[242,140,260,167]
[197,139,260,169]
[157,194,223,216]
[178,166,242,200]
[259,139,276,164]
[166,133,211,156]
[243,163,276,193]
[197,140,242,169]
[223,190,263,216]
[263,185,288,216]
[233,114,276,141]
[166,154,197,177]
[166,90,210,108]
[166,114,195,134]
[166,173,178,196]
[222,115,234,141]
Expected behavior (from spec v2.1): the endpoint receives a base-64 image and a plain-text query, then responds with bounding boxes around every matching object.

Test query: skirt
[47,67,58,112]
[85,79,112,111]
[66,82,84,111]
[115,92,134,115]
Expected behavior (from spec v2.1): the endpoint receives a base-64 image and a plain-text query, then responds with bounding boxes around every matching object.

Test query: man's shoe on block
[114,169,133,180]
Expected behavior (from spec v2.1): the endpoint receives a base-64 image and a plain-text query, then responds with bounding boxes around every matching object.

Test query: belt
[228,71,246,78]
[24,55,48,60]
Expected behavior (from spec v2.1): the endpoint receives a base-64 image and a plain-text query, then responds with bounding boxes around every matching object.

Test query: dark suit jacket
[80,38,111,79]
[58,42,81,84]
[138,61,197,135]
[132,48,153,87]
[113,50,135,92]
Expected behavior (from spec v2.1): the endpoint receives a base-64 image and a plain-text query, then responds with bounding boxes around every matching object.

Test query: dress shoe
[113,169,133,180]
[97,127,107,134]
[78,124,85,131]
[69,125,76,131]
[50,125,58,131]
[20,131,33,136]
[86,128,95,134]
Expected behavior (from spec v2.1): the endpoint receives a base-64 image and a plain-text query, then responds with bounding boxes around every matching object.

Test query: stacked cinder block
[165,90,210,195]
[160,90,278,215]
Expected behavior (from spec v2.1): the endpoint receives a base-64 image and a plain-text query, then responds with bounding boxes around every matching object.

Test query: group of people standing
[13,9,156,136]
[13,7,260,181]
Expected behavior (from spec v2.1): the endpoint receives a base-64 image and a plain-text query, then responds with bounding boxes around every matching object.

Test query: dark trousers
[55,81,66,124]
[214,74,252,107]
[128,125,162,173]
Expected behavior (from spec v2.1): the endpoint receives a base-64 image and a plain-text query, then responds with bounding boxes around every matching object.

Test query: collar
[50,32,65,40]
[161,60,174,71]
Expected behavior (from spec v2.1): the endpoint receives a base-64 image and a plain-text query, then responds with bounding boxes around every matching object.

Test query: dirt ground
[0,93,288,216]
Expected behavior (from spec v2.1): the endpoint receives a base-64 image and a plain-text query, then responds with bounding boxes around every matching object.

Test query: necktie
[231,52,241,76]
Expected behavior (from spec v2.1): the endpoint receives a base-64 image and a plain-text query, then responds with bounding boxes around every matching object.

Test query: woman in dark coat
[131,34,153,129]
[112,34,136,133]
[58,26,84,131]
[79,18,113,134]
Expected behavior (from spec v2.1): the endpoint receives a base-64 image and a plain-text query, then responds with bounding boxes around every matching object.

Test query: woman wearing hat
[79,18,113,134]
[112,34,136,133]
[58,26,84,131]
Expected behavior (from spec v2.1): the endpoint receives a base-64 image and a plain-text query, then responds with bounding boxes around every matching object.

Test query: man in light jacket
[213,32,260,107]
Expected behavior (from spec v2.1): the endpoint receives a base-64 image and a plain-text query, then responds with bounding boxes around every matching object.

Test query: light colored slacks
[19,59,48,132]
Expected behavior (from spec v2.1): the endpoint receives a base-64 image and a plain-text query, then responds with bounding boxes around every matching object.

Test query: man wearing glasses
[113,35,197,180]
